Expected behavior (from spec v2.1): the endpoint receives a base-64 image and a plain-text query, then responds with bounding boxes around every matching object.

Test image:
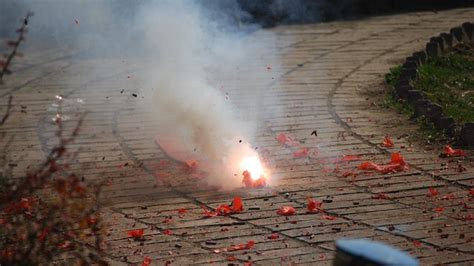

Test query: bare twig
[0,12,34,83]
[0,95,13,126]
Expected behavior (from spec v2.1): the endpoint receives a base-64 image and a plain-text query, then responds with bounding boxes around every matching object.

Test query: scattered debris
[358,152,408,174]
[293,148,309,158]
[276,132,299,147]
[442,145,465,157]
[307,198,322,213]
[268,233,279,240]
[142,256,152,266]
[127,229,144,239]
[371,193,391,200]
[213,240,255,254]
[382,136,394,148]
[277,206,296,216]
[427,188,439,197]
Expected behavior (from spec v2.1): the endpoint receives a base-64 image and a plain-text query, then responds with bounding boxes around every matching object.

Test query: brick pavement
[1,8,474,265]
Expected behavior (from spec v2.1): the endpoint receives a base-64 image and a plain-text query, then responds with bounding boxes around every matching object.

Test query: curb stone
[393,22,474,147]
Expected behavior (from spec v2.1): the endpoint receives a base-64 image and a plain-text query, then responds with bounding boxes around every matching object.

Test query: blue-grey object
[334,239,419,266]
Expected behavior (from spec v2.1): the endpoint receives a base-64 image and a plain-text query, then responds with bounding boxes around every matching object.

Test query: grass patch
[414,48,474,124]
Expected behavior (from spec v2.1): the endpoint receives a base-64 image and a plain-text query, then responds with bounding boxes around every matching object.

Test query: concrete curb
[393,22,474,147]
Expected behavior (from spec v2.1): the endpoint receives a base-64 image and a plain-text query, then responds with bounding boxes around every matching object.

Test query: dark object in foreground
[334,239,418,266]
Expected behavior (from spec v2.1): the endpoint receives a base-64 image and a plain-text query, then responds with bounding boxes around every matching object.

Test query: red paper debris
[242,170,266,188]
[202,207,218,218]
[321,215,336,220]
[433,207,445,212]
[371,193,390,200]
[413,240,421,247]
[382,136,394,148]
[227,256,237,261]
[162,217,173,224]
[358,152,408,174]
[38,229,48,241]
[276,133,299,147]
[268,233,279,240]
[307,198,322,213]
[127,229,144,239]
[342,171,356,178]
[213,240,255,254]
[469,189,474,196]
[443,145,465,157]
[293,148,309,158]
[441,193,454,200]
[183,160,198,172]
[178,208,187,215]
[277,206,296,216]
[142,256,152,266]
[333,155,361,164]
[216,204,232,216]
[427,188,439,197]
[163,229,173,235]
[203,197,244,217]
[232,197,243,212]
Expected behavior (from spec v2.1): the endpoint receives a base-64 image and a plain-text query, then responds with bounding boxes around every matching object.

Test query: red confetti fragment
[268,233,279,240]
[427,187,439,197]
[213,240,255,254]
[307,198,322,213]
[162,217,173,224]
[216,204,232,216]
[463,214,474,221]
[441,193,454,200]
[203,197,244,218]
[293,148,309,158]
[276,133,299,147]
[227,256,237,261]
[342,171,356,177]
[127,229,144,239]
[333,154,361,164]
[321,215,336,220]
[142,256,152,266]
[358,152,408,174]
[232,196,243,212]
[202,207,218,218]
[277,206,296,216]
[413,240,422,247]
[244,262,252,266]
[58,241,73,250]
[178,208,187,215]
[319,254,326,259]
[469,189,474,196]
[443,145,465,157]
[163,229,173,235]
[382,136,394,148]
[433,207,445,212]
[242,170,266,188]
[38,229,48,241]
[183,160,198,172]
[371,193,390,200]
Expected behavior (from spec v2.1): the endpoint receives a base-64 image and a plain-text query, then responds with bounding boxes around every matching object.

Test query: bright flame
[240,156,264,180]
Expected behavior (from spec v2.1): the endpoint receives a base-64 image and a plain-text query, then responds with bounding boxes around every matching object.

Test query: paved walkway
[1,8,474,265]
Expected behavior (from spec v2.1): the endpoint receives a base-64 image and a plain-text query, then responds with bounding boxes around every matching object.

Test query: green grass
[414,49,474,124]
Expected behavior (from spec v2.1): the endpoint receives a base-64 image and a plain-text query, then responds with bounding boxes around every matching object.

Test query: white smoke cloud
[1,0,280,190]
